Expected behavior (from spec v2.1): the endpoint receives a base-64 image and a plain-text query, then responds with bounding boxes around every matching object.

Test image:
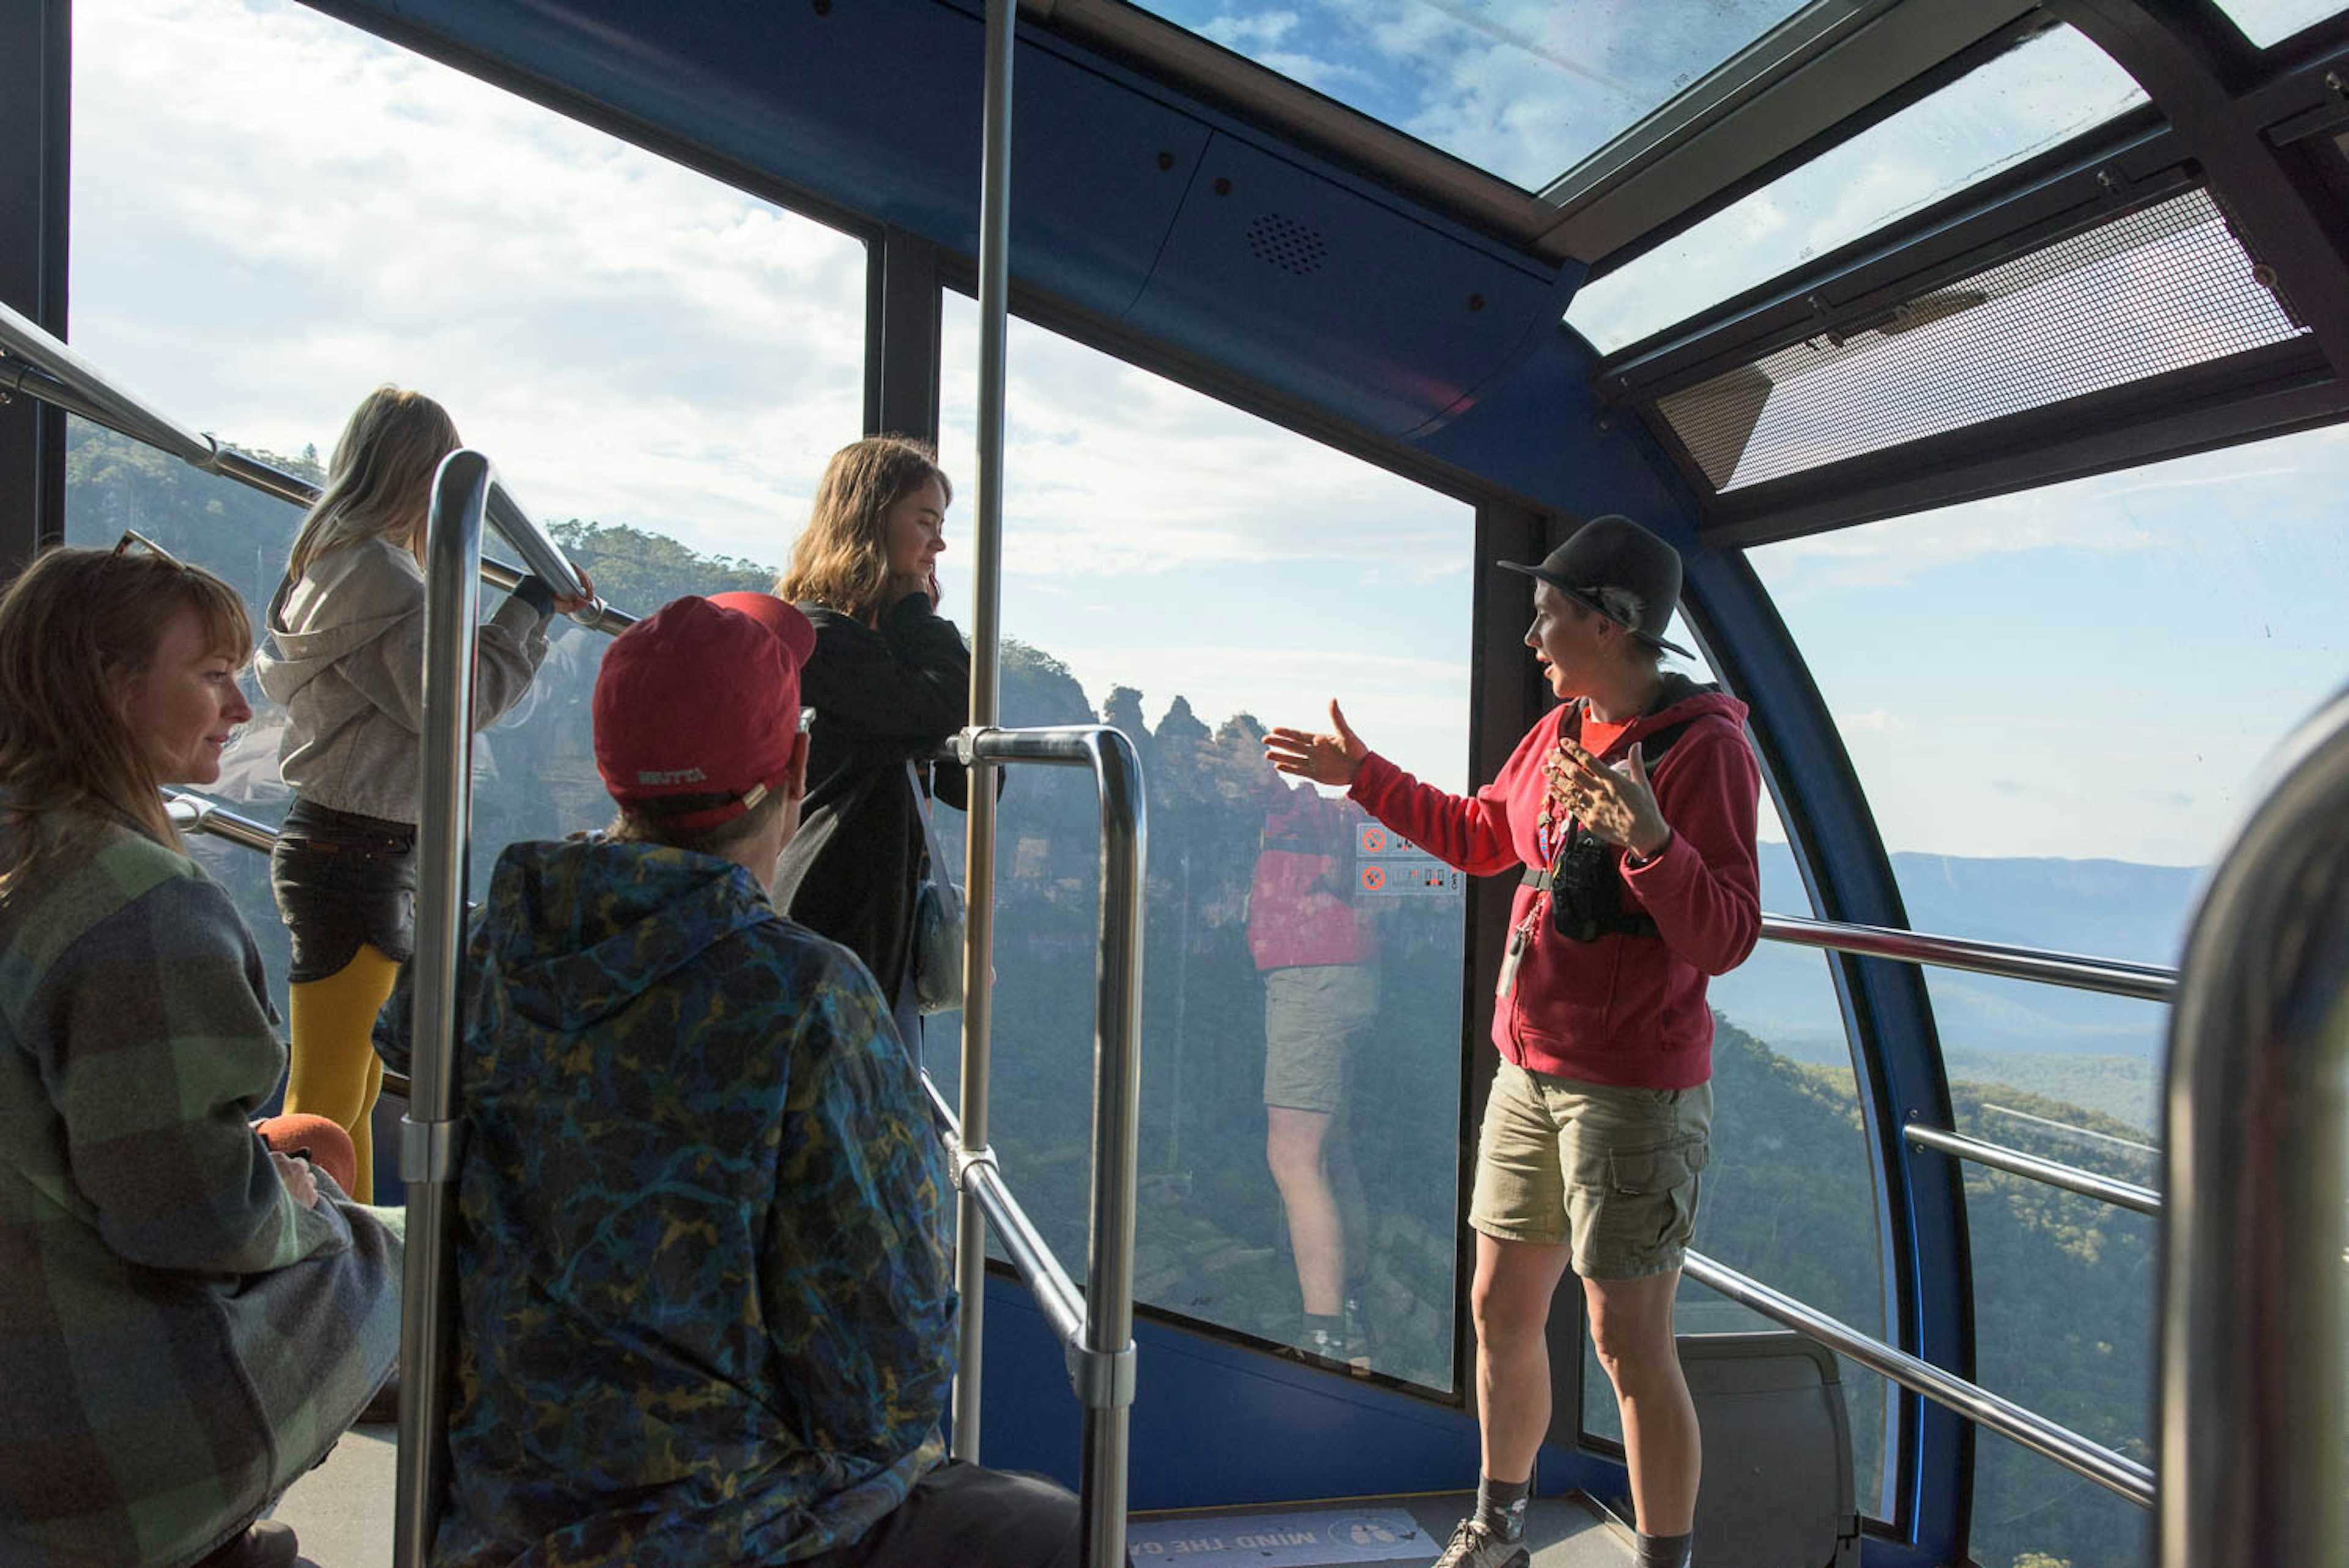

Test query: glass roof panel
[1567,23,2147,356]
[1127,0,1811,191]
[2214,0,2348,47]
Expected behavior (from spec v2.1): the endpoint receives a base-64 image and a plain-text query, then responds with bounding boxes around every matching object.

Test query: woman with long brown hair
[256,385,589,1199]
[0,543,402,1568]
[770,434,973,1055]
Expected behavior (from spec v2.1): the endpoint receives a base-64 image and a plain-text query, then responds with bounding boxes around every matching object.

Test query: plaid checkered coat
[0,811,403,1568]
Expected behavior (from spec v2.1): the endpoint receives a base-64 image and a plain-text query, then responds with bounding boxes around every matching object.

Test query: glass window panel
[1128,0,1808,191]
[1970,1429,2151,1568]
[1751,423,2349,1556]
[70,0,864,574]
[1569,24,2147,356]
[67,0,866,1193]
[1578,614,1893,1521]
[2215,0,2348,47]
[940,292,1472,1389]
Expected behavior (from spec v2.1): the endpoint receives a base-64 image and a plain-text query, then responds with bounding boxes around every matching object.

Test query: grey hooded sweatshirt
[255,537,553,823]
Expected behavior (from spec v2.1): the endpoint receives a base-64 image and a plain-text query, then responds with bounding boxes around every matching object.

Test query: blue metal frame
[0,0,71,576]
[975,1273,1488,1509]
[1674,544,1973,1567]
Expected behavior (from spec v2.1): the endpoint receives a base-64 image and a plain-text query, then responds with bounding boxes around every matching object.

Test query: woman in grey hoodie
[254,387,590,1200]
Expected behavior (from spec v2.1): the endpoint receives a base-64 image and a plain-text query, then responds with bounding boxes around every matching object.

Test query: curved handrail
[1682,1250,2155,1507]
[1761,912,2176,1003]
[1902,1122,2162,1216]
[2159,685,2349,1568]
[0,298,631,636]
[946,723,1146,1568]
[392,449,500,1568]
[920,1073,1088,1345]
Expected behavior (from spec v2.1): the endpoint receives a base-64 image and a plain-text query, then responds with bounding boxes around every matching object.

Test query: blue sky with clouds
[63,0,2349,871]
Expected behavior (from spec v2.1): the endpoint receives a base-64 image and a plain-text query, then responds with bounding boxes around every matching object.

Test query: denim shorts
[270,798,419,983]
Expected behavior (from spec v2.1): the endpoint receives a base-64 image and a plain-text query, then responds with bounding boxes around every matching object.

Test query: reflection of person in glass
[1266,516,1759,1568]
[1247,764,1376,1365]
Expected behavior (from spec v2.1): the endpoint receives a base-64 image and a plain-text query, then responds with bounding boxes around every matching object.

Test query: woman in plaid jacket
[0,545,402,1568]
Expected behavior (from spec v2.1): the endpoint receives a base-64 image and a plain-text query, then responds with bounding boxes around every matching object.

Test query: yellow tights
[284,944,401,1203]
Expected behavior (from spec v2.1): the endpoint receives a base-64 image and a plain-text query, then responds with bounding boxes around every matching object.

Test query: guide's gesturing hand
[1264,699,1368,788]
[1548,735,1672,860]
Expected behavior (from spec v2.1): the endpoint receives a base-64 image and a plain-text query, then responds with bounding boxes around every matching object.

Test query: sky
[61,0,2349,872]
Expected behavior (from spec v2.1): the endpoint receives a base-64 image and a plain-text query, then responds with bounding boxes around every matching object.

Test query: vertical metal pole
[0,0,70,577]
[2159,688,2349,1568]
[1080,730,1146,1568]
[392,450,491,1568]
[953,0,1015,1463]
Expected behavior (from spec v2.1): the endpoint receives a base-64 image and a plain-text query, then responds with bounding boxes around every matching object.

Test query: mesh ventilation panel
[1655,187,2306,491]
[1247,212,1328,277]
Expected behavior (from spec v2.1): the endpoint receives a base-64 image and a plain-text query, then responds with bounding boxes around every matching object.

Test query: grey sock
[1635,1529,1692,1568]
[1474,1475,1530,1543]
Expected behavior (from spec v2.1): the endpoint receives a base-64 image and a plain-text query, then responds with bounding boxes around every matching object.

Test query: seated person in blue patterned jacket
[378,592,1084,1568]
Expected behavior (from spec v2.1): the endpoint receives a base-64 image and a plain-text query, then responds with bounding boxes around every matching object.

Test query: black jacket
[773,593,973,1001]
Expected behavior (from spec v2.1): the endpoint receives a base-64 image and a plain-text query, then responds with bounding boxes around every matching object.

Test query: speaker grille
[1247,212,1327,277]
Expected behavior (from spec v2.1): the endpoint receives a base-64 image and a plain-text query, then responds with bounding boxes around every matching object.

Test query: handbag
[905,760,965,1014]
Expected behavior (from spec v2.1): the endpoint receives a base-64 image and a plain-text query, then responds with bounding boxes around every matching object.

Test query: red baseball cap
[594,593,817,831]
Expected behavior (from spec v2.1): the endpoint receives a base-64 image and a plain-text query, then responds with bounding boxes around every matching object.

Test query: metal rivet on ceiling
[1467,294,1485,312]
[1213,177,1232,196]
[1157,151,1175,171]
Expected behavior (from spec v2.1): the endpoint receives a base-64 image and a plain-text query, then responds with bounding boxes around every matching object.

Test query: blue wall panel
[975,1275,1598,1510]
[1125,133,1557,436]
[1411,330,1687,527]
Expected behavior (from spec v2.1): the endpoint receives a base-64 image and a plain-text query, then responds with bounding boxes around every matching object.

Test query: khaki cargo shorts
[1262,964,1379,1114]
[1469,1059,1712,1280]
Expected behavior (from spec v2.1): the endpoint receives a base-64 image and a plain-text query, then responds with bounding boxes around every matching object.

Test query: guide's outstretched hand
[1265,699,1368,787]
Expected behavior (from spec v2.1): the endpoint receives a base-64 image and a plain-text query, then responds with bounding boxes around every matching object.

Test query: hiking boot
[1340,1295,1373,1372]
[196,1520,299,1568]
[1431,1517,1529,1568]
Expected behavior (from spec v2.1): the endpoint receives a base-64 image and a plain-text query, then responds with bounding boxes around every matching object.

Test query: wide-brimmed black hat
[1498,513,1693,660]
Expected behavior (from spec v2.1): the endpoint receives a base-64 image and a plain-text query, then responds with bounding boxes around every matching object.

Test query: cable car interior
[3,2,2347,1567]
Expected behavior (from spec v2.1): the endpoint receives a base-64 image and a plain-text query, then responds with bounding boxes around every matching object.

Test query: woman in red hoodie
[1266,515,1760,1568]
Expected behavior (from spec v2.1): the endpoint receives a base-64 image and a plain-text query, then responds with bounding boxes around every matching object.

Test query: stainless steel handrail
[392,448,504,1568]
[1,297,213,468]
[946,723,1146,1568]
[919,1073,1088,1346]
[1682,1250,2156,1507]
[1902,1123,2162,1216]
[161,789,280,856]
[0,298,630,636]
[1761,912,2176,1003]
[2159,685,2349,1568]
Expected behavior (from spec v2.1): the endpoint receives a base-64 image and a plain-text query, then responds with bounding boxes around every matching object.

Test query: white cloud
[1762,485,2158,590]
[70,0,866,566]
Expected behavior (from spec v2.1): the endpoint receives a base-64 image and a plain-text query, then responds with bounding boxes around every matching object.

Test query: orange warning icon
[1359,825,1387,855]
[1360,864,1386,892]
